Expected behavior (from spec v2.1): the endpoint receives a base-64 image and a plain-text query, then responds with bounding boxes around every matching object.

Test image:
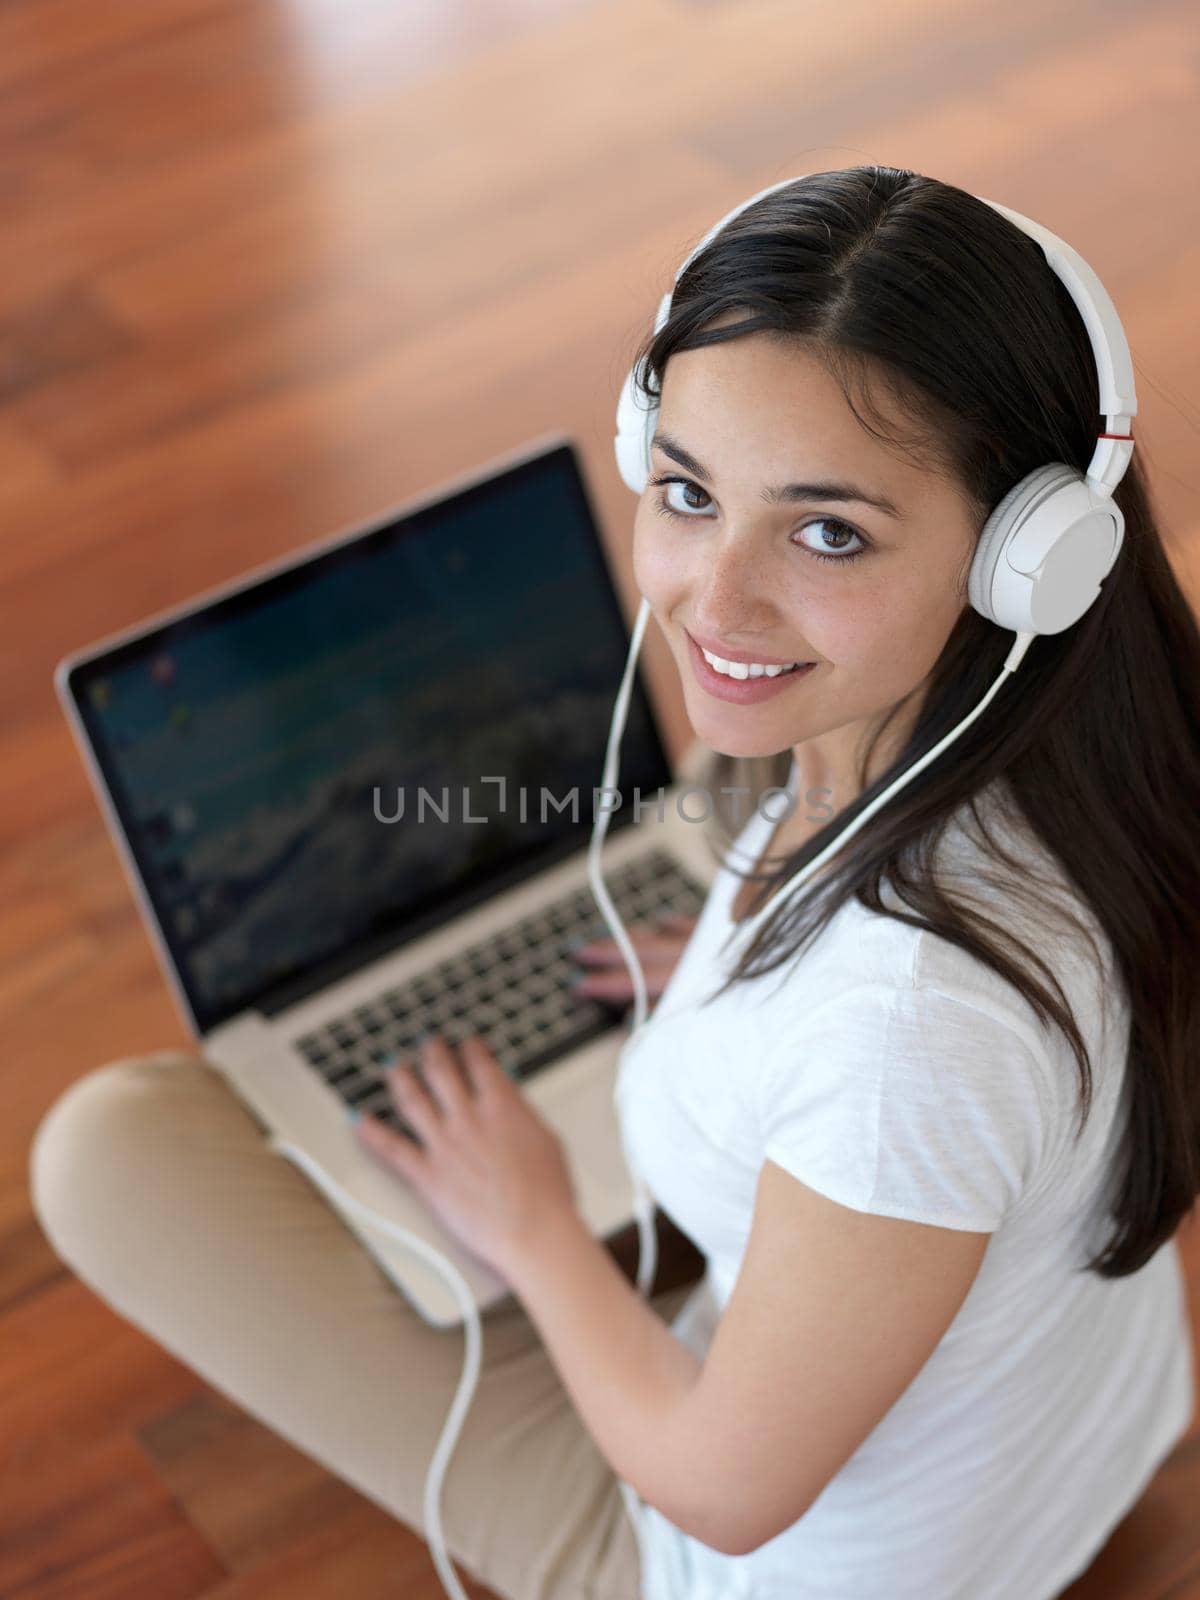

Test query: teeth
[700,645,799,679]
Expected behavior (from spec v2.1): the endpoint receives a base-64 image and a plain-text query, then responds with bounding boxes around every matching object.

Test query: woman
[31,166,1199,1600]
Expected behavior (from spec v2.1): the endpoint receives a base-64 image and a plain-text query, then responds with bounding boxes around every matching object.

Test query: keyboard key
[300,850,705,1088]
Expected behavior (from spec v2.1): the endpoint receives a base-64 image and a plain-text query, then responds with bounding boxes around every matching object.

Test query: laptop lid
[55,434,673,1039]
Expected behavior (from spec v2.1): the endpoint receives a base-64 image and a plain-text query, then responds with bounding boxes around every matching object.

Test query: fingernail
[346,1106,362,1124]
[380,1053,399,1069]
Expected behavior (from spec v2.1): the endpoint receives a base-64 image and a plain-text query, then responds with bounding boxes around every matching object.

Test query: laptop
[54,432,717,1328]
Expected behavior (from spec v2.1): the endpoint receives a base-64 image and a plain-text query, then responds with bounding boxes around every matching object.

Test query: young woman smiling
[30,166,1199,1600]
[576,165,1200,1600]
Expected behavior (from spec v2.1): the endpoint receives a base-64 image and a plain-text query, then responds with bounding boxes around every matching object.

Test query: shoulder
[790,776,1114,1046]
[920,777,1120,1071]
[751,970,1050,1229]
[749,780,1119,1177]
[723,773,1117,1109]
[927,776,1116,987]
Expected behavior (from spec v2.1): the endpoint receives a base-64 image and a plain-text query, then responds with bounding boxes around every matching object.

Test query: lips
[686,628,808,669]
[686,631,817,704]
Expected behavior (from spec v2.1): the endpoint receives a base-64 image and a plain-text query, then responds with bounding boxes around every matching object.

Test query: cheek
[783,580,888,663]
[802,571,958,678]
[631,504,682,604]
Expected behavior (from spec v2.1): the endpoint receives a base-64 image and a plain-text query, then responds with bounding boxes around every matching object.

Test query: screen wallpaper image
[77,456,667,1030]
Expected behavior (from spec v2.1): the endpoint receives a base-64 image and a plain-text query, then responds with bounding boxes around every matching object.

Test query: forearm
[498,1207,704,1529]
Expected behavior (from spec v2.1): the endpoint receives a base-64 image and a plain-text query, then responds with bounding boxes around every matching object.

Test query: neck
[791,686,928,815]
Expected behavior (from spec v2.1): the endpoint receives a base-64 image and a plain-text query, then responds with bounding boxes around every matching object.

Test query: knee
[29,1051,204,1269]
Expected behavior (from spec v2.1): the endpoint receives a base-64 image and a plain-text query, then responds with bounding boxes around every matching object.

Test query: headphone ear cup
[614,359,657,494]
[969,465,1065,625]
[615,290,674,495]
[969,463,1125,634]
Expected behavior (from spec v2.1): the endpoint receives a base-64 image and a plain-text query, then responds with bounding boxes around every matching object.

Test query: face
[632,326,980,804]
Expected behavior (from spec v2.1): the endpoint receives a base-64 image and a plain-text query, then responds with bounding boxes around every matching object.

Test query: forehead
[655,332,938,493]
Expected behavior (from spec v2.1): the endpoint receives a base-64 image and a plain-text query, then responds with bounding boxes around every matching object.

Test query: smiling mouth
[688,633,815,679]
[702,653,806,680]
[685,632,818,699]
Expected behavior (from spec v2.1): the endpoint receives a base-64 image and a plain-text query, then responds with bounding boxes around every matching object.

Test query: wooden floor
[3,0,1199,1595]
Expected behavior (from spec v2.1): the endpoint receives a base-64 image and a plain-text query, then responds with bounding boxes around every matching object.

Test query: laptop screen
[60,440,673,1035]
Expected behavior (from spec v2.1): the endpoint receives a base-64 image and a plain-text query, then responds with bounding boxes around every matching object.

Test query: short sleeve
[758,982,1048,1231]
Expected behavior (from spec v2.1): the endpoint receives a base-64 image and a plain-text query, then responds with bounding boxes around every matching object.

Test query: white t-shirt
[613,764,1195,1600]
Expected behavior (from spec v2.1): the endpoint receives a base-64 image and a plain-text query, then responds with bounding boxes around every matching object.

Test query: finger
[571,952,679,982]
[458,1034,517,1104]
[570,921,660,962]
[657,912,698,933]
[417,1035,476,1117]
[355,1107,428,1180]
[383,1057,443,1142]
[573,932,692,965]
[571,969,671,1001]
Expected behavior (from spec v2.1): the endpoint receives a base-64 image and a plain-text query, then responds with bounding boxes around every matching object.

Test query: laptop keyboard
[292,848,706,1141]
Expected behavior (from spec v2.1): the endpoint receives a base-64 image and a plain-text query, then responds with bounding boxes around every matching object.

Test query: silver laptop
[54,432,716,1328]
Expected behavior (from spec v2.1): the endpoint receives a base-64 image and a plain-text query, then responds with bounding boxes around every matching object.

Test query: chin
[689,717,792,762]
[709,740,789,761]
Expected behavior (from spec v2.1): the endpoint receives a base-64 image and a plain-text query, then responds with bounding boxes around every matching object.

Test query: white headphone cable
[732,625,1035,945]
[265,1134,482,1600]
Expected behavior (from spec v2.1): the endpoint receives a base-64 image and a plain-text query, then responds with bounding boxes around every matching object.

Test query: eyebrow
[650,431,904,520]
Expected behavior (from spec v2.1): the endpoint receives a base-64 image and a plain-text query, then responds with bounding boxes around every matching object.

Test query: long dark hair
[628,165,1200,1277]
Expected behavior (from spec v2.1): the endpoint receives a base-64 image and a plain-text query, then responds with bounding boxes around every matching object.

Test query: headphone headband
[636,172,1137,500]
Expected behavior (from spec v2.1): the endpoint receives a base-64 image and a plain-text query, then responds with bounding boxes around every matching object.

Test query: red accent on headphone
[1098,432,1134,441]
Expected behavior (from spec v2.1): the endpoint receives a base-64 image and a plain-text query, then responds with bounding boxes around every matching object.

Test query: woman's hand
[570,912,697,1010]
[351,1034,579,1280]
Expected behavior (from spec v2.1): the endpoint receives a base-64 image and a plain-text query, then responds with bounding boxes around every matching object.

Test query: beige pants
[28,1050,694,1600]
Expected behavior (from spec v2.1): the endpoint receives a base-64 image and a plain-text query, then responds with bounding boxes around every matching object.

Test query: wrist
[497,1202,592,1289]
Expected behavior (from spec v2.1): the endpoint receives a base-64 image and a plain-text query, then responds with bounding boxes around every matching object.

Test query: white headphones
[614,172,1137,637]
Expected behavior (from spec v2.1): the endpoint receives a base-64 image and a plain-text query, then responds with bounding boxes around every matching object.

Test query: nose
[689,527,779,642]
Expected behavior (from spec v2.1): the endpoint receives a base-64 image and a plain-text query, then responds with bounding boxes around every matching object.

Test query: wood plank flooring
[2,1,1197,1595]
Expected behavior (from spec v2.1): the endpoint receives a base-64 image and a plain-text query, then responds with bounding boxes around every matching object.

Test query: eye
[649,475,870,566]
[652,477,716,518]
[794,518,869,565]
